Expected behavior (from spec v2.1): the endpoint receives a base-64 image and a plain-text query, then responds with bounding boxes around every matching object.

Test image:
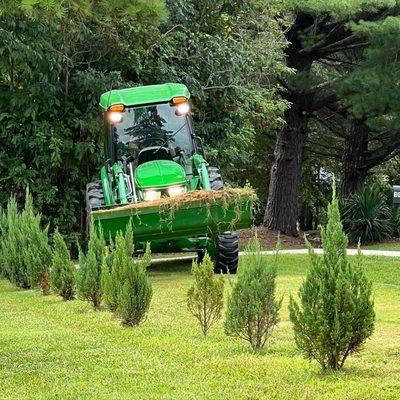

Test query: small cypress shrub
[0,190,52,292]
[103,233,128,312]
[187,252,224,336]
[117,246,152,327]
[51,229,76,301]
[21,190,52,294]
[224,236,282,350]
[289,185,375,371]
[103,224,152,324]
[0,205,7,278]
[77,224,106,309]
[1,197,28,288]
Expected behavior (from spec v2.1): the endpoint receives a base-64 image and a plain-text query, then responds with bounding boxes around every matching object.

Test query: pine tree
[77,224,106,309]
[224,235,281,350]
[289,184,375,371]
[187,252,224,336]
[51,229,76,301]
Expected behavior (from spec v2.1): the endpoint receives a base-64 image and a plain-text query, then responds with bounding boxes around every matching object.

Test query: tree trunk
[263,104,309,235]
[341,118,369,198]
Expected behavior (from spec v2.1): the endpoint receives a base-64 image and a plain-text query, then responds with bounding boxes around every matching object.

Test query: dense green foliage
[187,252,224,336]
[343,185,393,244]
[225,236,281,350]
[51,229,76,301]
[0,1,168,241]
[289,187,375,370]
[77,225,106,309]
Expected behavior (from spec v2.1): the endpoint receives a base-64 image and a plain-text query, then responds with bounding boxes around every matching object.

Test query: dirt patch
[237,226,321,250]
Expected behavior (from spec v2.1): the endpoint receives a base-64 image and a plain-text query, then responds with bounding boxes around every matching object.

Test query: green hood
[135,160,187,189]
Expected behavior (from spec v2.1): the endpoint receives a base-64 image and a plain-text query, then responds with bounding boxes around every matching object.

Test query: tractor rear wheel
[208,167,224,190]
[214,232,239,274]
[85,180,105,235]
[201,168,239,273]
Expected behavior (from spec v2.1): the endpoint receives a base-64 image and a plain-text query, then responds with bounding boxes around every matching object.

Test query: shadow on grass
[148,258,192,274]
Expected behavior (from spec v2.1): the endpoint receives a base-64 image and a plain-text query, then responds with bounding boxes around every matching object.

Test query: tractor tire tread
[214,231,239,274]
[86,180,105,235]
[208,166,224,191]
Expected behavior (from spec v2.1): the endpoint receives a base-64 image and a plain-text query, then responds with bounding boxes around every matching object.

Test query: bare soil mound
[237,226,321,250]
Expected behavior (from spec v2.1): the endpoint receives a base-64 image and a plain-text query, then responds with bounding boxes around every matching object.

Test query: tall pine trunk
[263,13,315,236]
[341,118,369,198]
[263,103,309,235]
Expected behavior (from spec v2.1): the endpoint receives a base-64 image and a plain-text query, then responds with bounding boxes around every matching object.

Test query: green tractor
[87,83,253,273]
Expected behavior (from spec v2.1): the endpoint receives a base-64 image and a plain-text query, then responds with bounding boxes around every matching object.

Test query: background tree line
[1,0,399,242]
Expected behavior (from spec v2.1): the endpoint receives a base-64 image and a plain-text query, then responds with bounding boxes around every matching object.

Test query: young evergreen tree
[0,190,52,292]
[77,224,106,309]
[103,233,128,312]
[21,189,52,294]
[117,247,153,327]
[0,206,7,279]
[51,229,76,301]
[102,225,152,326]
[224,236,281,350]
[289,185,375,371]
[1,198,29,288]
[187,252,224,336]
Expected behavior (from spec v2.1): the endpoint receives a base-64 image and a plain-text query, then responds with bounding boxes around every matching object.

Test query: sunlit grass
[362,242,400,251]
[0,255,399,399]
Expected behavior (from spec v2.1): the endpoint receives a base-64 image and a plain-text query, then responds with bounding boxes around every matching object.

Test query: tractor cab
[86,83,253,274]
[107,99,195,168]
[99,84,207,205]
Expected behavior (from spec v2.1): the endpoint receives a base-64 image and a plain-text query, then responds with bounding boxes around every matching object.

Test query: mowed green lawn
[363,242,400,251]
[0,255,399,400]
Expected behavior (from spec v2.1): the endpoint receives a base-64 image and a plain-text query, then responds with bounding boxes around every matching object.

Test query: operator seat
[137,147,173,165]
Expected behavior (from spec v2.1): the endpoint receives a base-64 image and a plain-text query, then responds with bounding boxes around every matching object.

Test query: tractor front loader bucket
[91,188,255,245]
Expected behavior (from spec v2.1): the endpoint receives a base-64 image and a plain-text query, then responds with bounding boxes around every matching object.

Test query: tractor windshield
[114,103,193,160]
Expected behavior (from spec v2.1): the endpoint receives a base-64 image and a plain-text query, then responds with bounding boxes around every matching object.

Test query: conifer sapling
[1,197,29,288]
[77,224,106,309]
[117,244,152,327]
[21,189,52,294]
[51,229,76,301]
[289,184,375,371]
[103,233,128,312]
[224,235,282,351]
[187,252,224,336]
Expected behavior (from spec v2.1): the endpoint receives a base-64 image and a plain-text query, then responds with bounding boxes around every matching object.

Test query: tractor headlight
[175,102,190,115]
[167,185,186,197]
[108,111,123,124]
[143,189,161,202]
